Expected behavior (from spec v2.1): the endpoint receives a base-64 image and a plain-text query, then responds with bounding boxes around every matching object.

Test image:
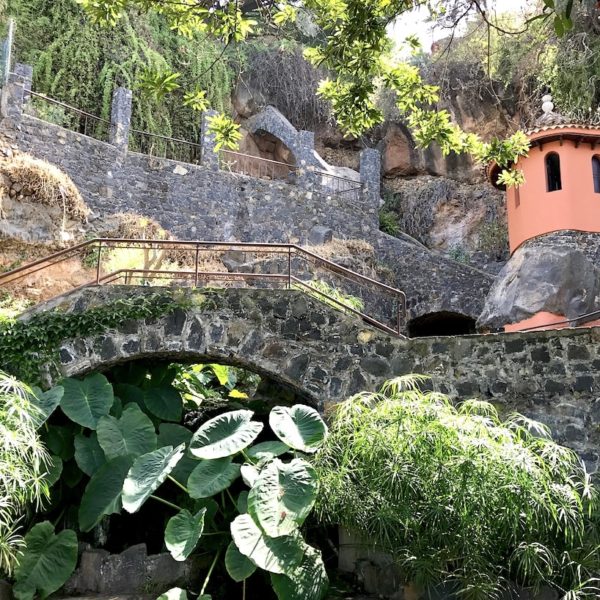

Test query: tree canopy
[73,0,584,184]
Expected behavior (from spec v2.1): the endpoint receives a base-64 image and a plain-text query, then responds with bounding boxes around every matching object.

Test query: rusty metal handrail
[129,129,202,149]
[220,150,297,170]
[0,238,406,336]
[28,90,110,124]
[27,90,111,142]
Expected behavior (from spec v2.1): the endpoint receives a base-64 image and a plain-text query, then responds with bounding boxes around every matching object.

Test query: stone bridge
[27,285,600,469]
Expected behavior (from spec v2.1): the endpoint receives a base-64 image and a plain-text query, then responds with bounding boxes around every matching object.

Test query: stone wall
[35,286,600,472]
[0,66,494,322]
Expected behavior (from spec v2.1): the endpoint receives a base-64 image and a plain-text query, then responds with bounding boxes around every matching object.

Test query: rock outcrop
[478,232,600,330]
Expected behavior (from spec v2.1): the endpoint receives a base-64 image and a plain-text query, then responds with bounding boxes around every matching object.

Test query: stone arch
[42,286,408,410]
[246,106,303,163]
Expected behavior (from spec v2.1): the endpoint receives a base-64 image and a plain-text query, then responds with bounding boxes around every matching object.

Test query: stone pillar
[296,130,316,186]
[1,63,32,120]
[109,86,132,152]
[201,109,219,171]
[360,148,382,205]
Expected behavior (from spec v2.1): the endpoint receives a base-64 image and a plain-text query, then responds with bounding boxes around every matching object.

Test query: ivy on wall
[0,291,188,384]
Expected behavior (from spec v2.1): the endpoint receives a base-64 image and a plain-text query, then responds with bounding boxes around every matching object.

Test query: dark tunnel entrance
[408,311,477,338]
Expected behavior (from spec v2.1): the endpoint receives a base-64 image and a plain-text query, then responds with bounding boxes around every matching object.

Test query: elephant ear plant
[12,371,329,600]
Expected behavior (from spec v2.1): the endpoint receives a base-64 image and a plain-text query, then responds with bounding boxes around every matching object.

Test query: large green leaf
[269,405,328,453]
[157,589,188,600]
[61,374,114,429]
[144,386,182,421]
[158,423,196,484]
[44,425,75,461]
[74,432,106,477]
[97,404,157,460]
[189,410,263,459]
[122,444,185,513]
[30,385,64,427]
[12,522,78,600]
[165,508,206,561]
[79,455,134,532]
[271,546,329,600]
[246,441,289,461]
[114,383,146,408]
[230,514,304,575]
[248,458,318,537]
[225,541,257,582]
[187,457,241,498]
[241,463,259,487]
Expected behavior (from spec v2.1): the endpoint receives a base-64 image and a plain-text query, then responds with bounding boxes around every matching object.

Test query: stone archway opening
[236,128,297,180]
[408,311,477,337]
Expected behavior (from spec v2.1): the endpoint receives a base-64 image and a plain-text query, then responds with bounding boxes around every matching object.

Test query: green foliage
[66,0,536,180]
[379,209,400,236]
[12,521,78,600]
[32,369,329,599]
[206,113,243,151]
[6,0,234,148]
[0,373,50,577]
[294,279,364,315]
[0,291,186,383]
[315,375,600,599]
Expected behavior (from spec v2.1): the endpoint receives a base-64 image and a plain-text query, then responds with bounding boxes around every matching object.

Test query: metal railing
[0,239,407,336]
[25,91,111,142]
[220,150,298,181]
[312,169,364,200]
[129,129,202,164]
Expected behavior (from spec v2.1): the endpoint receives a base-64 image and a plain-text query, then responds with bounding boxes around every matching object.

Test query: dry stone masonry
[29,285,600,473]
[0,65,492,323]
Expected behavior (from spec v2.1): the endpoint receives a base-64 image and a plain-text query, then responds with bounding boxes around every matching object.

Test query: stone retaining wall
[0,67,494,322]
[33,286,600,472]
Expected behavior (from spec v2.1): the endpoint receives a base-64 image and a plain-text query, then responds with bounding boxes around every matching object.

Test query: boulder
[478,245,600,330]
[309,226,333,245]
[232,82,265,119]
[381,124,418,177]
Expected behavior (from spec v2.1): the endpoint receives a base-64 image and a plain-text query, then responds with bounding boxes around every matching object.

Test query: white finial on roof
[536,93,566,127]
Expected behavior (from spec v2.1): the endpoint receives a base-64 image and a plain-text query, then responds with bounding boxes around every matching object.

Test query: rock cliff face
[231,76,513,273]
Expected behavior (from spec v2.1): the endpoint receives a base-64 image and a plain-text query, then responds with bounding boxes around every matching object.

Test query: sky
[389,0,536,54]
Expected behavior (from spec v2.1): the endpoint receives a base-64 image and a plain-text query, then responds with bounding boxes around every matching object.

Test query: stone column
[360,148,382,204]
[201,109,219,171]
[0,63,32,120]
[296,130,316,187]
[109,86,132,152]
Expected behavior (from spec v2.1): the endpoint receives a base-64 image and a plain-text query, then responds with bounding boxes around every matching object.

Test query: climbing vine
[0,291,188,384]
[5,0,235,145]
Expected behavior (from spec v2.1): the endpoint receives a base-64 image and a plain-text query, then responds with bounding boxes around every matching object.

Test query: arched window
[545,152,562,192]
[593,156,600,193]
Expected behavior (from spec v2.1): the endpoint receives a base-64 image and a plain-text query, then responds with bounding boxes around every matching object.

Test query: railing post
[1,62,32,120]
[288,246,292,289]
[201,110,220,171]
[194,244,200,287]
[95,241,102,284]
[109,87,132,152]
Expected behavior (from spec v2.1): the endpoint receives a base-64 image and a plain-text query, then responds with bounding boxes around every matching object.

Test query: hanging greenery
[5,0,236,146]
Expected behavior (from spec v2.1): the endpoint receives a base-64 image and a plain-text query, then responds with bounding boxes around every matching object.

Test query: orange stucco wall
[505,311,600,332]
[506,128,600,253]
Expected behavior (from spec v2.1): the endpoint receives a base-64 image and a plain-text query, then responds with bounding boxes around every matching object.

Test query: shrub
[379,210,400,237]
[314,375,600,600]
[0,152,88,221]
[0,371,50,577]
